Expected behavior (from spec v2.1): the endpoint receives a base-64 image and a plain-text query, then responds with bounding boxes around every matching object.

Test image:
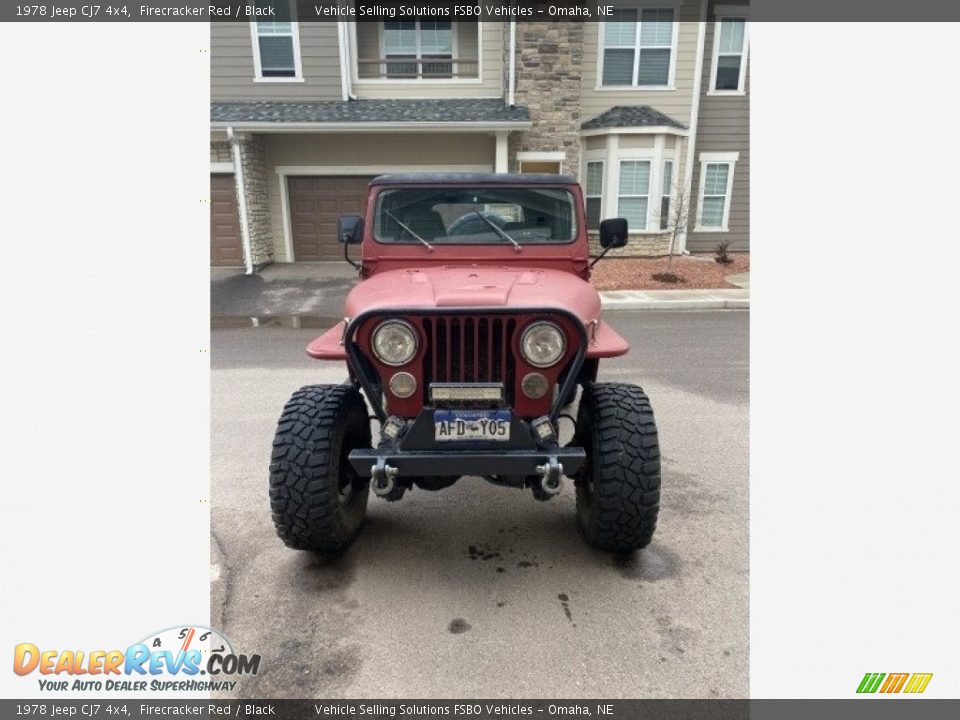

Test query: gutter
[210,120,533,133]
[226,126,254,276]
[679,0,708,256]
[508,19,516,106]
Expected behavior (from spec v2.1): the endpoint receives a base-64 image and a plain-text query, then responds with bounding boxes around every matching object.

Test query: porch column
[495,131,509,173]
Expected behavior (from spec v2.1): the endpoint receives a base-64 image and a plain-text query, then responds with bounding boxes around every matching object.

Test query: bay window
[585,161,604,230]
[618,161,652,230]
[659,160,674,230]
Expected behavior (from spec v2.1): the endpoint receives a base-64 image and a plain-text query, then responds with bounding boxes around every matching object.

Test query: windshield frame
[370,184,581,247]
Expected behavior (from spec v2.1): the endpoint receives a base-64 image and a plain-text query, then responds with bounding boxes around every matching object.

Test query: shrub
[652,271,684,284]
[715,241,734,265]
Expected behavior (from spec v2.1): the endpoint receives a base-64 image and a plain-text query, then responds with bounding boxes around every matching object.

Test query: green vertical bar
[856,673,874,693]
[868,673,886,693]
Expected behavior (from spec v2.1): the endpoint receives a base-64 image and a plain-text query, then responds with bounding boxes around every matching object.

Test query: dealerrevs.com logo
[13,625,260,693]
[857,672,933,694]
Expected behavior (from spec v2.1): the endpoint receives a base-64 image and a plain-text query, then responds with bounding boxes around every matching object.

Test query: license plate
[435,410,511,442]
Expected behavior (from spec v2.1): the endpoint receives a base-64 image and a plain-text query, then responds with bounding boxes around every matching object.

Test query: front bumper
[347,408,585,479]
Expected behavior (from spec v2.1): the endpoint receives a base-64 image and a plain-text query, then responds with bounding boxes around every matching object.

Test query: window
[659,160,673,230]
[601,8,676,87]
[711,16,749,93]
[697,153,738,230]
[251,2,300,80]
[374,187,577,245]
[384,21,453,78]
[585,161,604,230]
[618,160,651,230]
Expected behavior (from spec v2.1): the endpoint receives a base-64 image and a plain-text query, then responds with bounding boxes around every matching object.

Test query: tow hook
[536,456,564,497]
[371,458,399,497]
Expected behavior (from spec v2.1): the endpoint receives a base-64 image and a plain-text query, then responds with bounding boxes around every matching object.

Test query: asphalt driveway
[211,262,359,316]
[210,301,748,698]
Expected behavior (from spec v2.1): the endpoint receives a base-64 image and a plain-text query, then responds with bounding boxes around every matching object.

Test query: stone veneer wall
[210,141,231,163]
[587,233,675,258]
[234,136,273,267]
[507,21,584,178]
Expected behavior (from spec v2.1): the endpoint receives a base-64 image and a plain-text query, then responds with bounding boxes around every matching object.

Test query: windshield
[373,186,578,245]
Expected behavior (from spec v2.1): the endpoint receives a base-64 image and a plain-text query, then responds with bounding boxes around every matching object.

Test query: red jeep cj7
[269,174,661,554]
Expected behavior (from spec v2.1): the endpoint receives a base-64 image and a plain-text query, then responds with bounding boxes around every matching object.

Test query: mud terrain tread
[269,384,371,552]
[575,383,661,552]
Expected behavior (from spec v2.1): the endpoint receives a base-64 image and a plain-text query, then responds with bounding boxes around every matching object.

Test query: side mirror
[338,214,363,245]
[599,218,628,249]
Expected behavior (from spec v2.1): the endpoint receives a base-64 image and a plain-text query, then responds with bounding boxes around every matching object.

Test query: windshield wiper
[385,210,433,251]
[473,211,521,252]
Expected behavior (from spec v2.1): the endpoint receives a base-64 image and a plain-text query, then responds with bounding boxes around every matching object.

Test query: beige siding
[580,5,701,128]
[620,135,655,149]
[211,20,342,101]
[261,133,496,261]
[688,3,749,252]
[352,22,502,99]
[355,23,380,66]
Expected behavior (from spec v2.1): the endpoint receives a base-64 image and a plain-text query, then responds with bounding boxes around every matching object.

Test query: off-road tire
[573,383,661,552]
[269,384,372,552]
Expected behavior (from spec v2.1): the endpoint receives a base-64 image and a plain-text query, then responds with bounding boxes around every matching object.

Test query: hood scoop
[405,268,541,307]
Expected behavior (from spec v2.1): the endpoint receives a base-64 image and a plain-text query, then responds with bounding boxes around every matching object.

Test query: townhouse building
[210,2,749,270]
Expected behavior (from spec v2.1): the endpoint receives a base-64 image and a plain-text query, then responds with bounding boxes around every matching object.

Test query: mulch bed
[590,253,749,291]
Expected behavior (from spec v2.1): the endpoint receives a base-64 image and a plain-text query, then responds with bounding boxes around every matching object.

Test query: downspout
[336,22,349,101]
[679,0,708,255]
[508,18,516,106]
[227,126,254,275]
[338,20,357,100]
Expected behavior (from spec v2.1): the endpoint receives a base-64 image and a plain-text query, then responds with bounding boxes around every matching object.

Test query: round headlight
[372,320,418,366]
[520,321,566,368]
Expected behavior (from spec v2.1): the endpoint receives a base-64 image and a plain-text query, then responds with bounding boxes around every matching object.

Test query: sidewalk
[600,271,749,310]
[600,287,749,310]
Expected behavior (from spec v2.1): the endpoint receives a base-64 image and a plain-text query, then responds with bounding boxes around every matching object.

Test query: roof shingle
[581,105,687,131]
[211,99,530,125]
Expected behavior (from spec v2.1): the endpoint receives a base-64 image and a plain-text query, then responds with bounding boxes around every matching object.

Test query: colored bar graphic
[880,673,909,693]
[903,673,933,694]
[859,672,933,694]
[856,673,885,693]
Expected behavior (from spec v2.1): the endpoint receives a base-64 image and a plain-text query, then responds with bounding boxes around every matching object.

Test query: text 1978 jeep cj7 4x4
[269,174,660,554]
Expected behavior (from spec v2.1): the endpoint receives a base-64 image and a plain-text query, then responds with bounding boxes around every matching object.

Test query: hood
[343,266,601,324]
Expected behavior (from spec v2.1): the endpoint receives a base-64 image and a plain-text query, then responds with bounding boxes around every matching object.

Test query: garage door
[210,174,243,266]
[288,176,375,261]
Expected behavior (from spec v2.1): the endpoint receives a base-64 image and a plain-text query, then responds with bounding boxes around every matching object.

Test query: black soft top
[370,173,577,186]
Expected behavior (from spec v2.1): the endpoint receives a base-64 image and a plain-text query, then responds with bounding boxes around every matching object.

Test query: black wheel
[269,384,372,552]
[572,383,661,552]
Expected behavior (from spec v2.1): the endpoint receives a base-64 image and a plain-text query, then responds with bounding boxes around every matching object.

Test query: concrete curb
[599,289,750,311]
